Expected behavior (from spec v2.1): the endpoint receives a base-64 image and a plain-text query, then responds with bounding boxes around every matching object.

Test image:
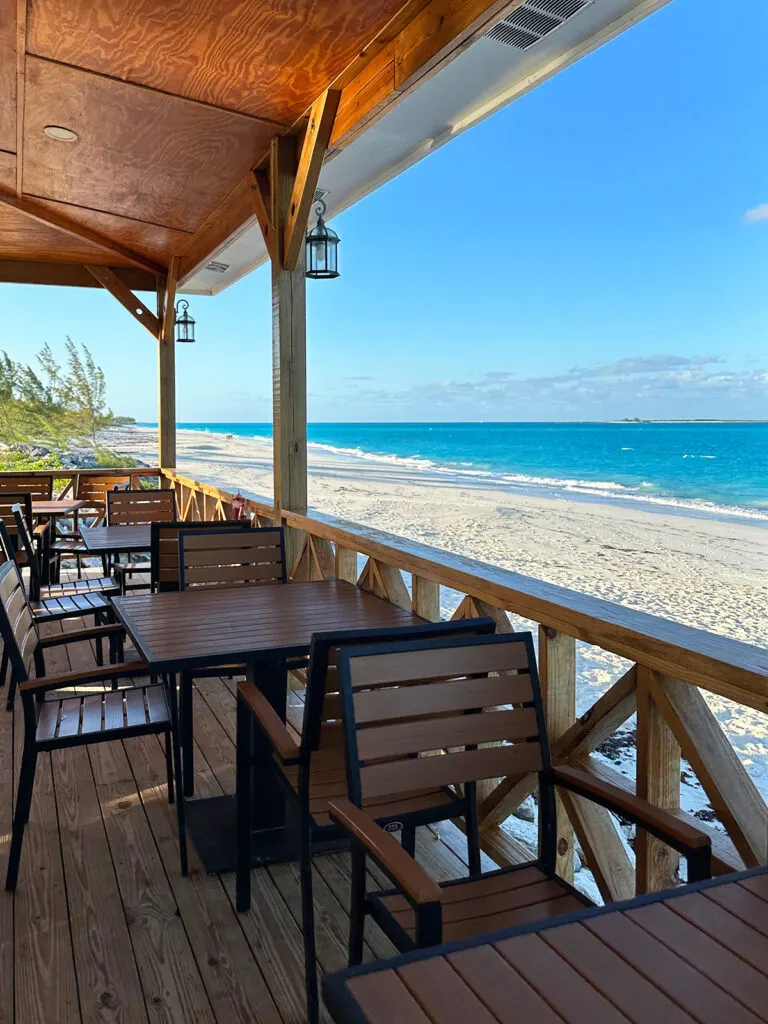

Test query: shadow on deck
[0,570,494,1024]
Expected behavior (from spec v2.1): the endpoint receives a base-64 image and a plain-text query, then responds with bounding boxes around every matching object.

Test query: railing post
[636,666,680,893]
[157,261,178,469]
[335,545,358,584]
[539,626,576,883]
[412,576,439,621]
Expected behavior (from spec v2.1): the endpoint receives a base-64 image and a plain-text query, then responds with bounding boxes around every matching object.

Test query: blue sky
[2,0,767,423]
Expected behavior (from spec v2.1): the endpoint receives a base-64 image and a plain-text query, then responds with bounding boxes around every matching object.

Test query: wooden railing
[2,465,163,498]
[166,470,768,899]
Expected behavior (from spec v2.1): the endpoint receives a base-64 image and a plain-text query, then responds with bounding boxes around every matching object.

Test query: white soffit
[182,0,669,295]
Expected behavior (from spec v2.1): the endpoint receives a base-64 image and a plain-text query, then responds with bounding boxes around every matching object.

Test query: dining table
[80,523,152,556]
[322,866,768,1024]
[112,578,425,873]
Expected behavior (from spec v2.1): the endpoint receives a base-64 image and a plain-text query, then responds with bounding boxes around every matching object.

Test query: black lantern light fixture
[305,199,339,279]
[174,299,196,343]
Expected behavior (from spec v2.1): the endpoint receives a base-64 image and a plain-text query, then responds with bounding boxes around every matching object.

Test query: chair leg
[299,815,319,1024]
[165,732,175,805]
[465,783,482,876]
[94,610,104,667]
[101,555,109,577]
[401,824,416,858]
[6,666,18,712]
[348,844,367,966]
[181,672,194,797]
[5,745,38,891]
[0,645,7,691]
[236,696,253,912]
[165,684,187,876]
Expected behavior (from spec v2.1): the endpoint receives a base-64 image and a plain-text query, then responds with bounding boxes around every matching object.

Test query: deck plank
[52,744,149,1024]
[89,739,216,1024]
[13,621,80,1024]
[122,732,283,1024]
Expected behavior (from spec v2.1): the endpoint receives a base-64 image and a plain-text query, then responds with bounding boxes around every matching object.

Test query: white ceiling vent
[487,0,591,50]
[313,188,328,203]
[204,261,231,274]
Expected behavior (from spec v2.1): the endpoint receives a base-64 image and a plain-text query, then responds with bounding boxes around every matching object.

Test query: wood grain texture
[27,0,406,123]
[0,258,157,288]
[539,627,576,882]
[23,57,274,233]
[0,0,14,152]
[0,202,137,264]
[0,148,14,189]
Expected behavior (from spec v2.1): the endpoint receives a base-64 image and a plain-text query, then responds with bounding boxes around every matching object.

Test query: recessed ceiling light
[43,125,79,142]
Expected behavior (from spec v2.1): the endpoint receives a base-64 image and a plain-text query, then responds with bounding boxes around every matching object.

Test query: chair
[329,633,712,962]
[107,487,177,592]
[0,557,187,889]
[176,525,286,796]
[236,616,497,1024]
[0,474,53,501]
[151,519,251,593]
[0,492,40,564]
[178,525,286,590]
[74,474,132,529]
[0,515,119,707]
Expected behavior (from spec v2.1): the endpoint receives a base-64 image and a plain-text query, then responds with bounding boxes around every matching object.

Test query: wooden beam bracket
[250,169,277,264]
[86,265,161,338]
[283,88,341,270]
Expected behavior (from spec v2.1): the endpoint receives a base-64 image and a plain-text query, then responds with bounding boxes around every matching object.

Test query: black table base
[185,794,347,875]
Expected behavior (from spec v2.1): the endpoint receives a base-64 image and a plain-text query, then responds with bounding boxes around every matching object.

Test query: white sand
[108,424,768,877]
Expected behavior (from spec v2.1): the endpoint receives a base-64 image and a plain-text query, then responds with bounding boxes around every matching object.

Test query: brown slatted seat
[235,616,497,1024]
[328,633,713,963]
[0,557,187,891]
[35,683,169,747]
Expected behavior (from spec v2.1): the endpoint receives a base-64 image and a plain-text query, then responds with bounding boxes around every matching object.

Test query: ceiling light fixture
[43,125,79,142]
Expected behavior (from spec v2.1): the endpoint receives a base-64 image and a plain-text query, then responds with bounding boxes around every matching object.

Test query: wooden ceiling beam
[0,259,157,290]
[283,89,340,270]
[85,264,161,338]
[0,189,165,275]
[161,255,181,344]
[178,0,524,285]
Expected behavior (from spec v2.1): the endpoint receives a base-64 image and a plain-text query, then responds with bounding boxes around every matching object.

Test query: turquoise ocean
[140,422,768,524]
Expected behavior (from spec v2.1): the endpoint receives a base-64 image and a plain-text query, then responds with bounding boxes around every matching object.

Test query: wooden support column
[271,135,307,569]
[158,257,180,469]
[636,666,681,893]
[539,626,576,883]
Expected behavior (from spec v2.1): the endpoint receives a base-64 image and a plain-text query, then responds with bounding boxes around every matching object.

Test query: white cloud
[743,203,768,224]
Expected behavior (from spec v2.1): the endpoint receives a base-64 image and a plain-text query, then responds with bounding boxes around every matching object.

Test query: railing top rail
[159,470,768,705]
[0,467,161,477]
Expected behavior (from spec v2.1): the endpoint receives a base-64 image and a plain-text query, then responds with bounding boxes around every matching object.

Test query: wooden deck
[0,570,492,1024]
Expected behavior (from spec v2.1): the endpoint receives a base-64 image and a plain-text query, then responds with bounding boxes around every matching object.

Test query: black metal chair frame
[0,558,187,889]
[236,616,497,1024]
[334,633,714,961]
[151,519,252,593]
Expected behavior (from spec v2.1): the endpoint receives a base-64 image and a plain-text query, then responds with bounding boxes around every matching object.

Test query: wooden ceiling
[0,0,523,288]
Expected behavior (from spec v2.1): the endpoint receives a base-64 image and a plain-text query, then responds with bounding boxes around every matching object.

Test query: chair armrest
[552,765,710,855]
[33,521,50,538]
[38,623,126,649]
[20,660,150,695]
[328,798,442,906]
[238,680,300,762]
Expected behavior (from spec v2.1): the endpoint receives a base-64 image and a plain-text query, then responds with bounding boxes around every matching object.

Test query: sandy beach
[108,424,768,867]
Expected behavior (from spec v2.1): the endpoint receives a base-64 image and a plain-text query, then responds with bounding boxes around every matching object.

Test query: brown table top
[323,868,768,1024]
[32,499,88,516]
[113,579,424,670]
[81,524,151,553]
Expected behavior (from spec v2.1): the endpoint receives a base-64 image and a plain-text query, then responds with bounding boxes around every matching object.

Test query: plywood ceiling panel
[26,0,406,124]
[0,0,16,153]
[22,57,274,232]
[31,199,192,264]
[0,204,134,264]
